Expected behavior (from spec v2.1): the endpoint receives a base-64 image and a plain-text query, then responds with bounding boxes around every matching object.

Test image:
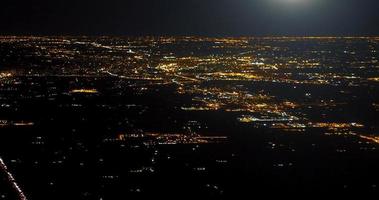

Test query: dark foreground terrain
[0,36,379,199]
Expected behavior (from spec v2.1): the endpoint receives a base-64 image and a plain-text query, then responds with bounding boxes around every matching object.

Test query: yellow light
[70,89,99,94]
[368,77,379,82]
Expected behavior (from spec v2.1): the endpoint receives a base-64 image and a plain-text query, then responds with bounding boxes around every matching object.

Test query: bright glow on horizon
[277,0,307,3]
[267,0,314,9]
[271,0,312,5]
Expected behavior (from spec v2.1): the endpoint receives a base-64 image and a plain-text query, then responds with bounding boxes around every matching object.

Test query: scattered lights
[13,122,35,126]
[310,122,364,130]
[368,77,379,82]
[0,120,35,127]
[0,72,12,78]
[112,132,228,145]
[0,36,379,196]
[70,89,99,94]
[373,103,379,111]
[325,131,379,145]
[359,135,379,144]
[203,72,262,80]
[0,157,28,200]
[238,116,258,123]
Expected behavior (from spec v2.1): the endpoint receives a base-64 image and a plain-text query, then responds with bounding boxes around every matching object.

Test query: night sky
[1,0,379,36]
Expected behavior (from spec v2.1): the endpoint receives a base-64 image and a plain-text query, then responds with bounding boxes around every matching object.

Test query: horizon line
[1,35,379,39]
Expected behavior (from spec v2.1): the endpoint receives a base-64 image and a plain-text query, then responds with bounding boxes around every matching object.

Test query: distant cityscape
[1,36,379,199]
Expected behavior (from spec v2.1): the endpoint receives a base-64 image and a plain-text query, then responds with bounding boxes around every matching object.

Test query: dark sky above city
[1,0,379,36]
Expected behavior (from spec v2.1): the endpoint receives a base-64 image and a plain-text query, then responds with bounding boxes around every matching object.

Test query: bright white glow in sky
[267,0,315,10]
[271,0,313,5]
[276,0,308,3]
